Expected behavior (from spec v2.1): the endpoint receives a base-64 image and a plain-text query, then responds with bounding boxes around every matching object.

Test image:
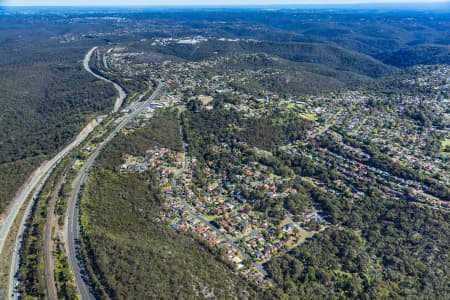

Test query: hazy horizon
[3,0,449,7]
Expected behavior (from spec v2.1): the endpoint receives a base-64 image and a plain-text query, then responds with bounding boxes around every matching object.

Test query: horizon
[3,0,450,7]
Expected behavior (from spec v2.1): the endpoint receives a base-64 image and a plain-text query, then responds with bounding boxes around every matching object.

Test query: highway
[8,169,55,300]
[0,119,96,257]
[6,121,99,300]
[83,46,127,113]
[65,83,164,300]
[5,46,128,300]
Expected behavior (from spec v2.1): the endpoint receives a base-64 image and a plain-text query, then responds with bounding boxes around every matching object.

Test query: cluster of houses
[165,185,268,282]
[401,65,450,93]
[284,130,448,209]
[120,147,183,184]
[119,138,326,283]
[106,44,450,282]
[151,36,209,46]
[170,142,328,273]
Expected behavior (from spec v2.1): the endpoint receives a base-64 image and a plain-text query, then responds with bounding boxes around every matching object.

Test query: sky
[3,0,449,7]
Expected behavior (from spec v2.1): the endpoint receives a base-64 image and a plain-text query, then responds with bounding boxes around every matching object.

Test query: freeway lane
[65,83,164,300]
[6,45,128,300]
[83,47,127,113]
[9,169,54,300]
[6,120,99,300]
[0,127,94,256]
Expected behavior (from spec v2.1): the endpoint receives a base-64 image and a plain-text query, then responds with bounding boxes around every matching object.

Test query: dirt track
[43,169,68,300]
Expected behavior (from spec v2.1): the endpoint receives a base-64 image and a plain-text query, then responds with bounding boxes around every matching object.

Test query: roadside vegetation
[0,157,43,214]
[18,163,67,298]
[17,150,88,300]
[0,33,116,217]
[53,238,79,300]
[97,110,183,170]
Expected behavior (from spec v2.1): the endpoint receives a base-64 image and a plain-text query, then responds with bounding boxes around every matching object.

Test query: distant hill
[148,39,395,79]
[213,53,371,94]
[378,44,450,68]
[240,41,396,78]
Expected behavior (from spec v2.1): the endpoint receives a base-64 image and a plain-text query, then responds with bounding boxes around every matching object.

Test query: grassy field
[299,113,318,122]
[441,138,450,153]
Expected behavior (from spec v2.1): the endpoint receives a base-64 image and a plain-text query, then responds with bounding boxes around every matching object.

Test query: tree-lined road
[0,119,97,258]
[5,46,129,300]
[6,120,99,300]
[83,46,127,113]
[65,82,164,300]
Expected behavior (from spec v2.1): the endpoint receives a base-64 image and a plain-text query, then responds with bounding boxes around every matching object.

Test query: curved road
[83,47,127,113]
[6,46,128,300]
[6,121,99,300]
[65,83,164,300]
